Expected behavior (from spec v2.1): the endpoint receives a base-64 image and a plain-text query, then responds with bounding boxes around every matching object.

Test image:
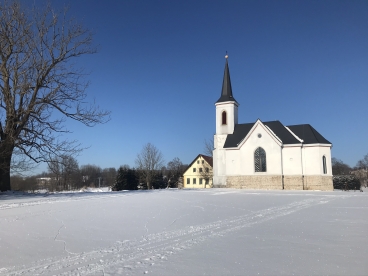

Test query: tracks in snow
[1,195,343,276]
[0,193,139,211]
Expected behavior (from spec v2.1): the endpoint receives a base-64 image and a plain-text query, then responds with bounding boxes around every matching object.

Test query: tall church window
[254,147,266,172]
[222,111,227,125]
[322,156,327,174]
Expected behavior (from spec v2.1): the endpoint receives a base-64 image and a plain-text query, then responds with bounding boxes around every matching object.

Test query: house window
[193,168,196,172]
[197,160,199,164]
[193,178,196,184]
[323,156,327,174]
[205,178,209,184]
[222,111,227,125]
[199,178,203,184]
[187,178,190,184]
[202,160,204,164]
[199,168,203,172]
[205,168,209,173]
[254,147,267,172]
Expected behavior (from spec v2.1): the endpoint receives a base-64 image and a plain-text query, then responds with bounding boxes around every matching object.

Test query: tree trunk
[0,144,13,191]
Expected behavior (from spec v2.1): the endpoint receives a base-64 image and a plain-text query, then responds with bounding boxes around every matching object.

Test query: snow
[0,188,367,275]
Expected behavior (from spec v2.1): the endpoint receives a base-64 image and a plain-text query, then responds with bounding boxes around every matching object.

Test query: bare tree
[135,143,164,189]
[80,164,102,188]
[199,158,213,187]
[48,154,79,190]
[356,154,368,169]
[166,157,184,188]
[204,138,214,157]
[354,154,368,188]
[331,158,351,175]
[0,1,110,191]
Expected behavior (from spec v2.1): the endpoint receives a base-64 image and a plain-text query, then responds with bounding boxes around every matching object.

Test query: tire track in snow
[1,195,347,276]
[0,192,144,211]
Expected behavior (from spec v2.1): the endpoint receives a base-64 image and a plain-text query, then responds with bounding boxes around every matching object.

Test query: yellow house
[183,154,213,188]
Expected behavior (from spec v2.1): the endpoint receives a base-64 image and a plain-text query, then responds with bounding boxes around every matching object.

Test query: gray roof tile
[223,121,330,148]
[287,124,331,144]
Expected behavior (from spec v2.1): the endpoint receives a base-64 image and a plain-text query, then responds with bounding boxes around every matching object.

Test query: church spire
[216,53,237,103]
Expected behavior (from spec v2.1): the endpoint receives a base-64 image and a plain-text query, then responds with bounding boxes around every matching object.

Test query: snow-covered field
[0,188,367,275]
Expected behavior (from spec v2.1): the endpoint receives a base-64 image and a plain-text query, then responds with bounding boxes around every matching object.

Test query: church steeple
[216,54,238,104]
[215,53,239,136]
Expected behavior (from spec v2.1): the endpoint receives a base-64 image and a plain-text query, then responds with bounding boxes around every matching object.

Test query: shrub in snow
[333,175,361,190]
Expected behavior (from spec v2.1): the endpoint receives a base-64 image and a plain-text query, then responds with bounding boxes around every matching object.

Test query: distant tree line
[11,159,117,192]
[112,144,187,191]
[10,143,187,192]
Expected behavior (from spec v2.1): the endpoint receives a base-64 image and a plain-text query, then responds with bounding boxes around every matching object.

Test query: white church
[213,56,333,190]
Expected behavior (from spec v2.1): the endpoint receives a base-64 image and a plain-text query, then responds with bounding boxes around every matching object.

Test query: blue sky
[26,0,368,173]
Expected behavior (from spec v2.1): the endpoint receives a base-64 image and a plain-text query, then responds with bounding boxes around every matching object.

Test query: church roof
[223,120,331,148]
[287,124,331,144]
[263,121,300,144]
[216,56,238,104]
[223,123,254,148]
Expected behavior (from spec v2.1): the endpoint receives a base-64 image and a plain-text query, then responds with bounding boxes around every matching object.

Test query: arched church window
[222,111,227,125]
[254,147,266,172]
[322,156,327,174]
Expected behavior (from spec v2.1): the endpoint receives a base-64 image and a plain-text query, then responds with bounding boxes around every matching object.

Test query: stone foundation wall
[304,175,333,191]
[283,176,303,190]
[224,175,333,191]
[226,175,283,190]
[212,184,226,188]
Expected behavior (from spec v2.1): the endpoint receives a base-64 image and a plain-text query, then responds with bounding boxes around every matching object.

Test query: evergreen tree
[152,171,166,189]
[113,167,138,191]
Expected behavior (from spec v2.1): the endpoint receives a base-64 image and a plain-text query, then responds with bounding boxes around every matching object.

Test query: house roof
[183,154,213,175]
[223,120,330,148]
[201,155,213,167]
[216,56,238,104]
[287,124,331,144]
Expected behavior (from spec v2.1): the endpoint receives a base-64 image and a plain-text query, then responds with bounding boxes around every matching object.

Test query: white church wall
[323,146,333,176]
[303,145,333,190]
[228,123,282,176]
[302,145,332,176]
[302,146,319,175]
[225,149,240,175]
[213,148,227,186]
[282,146,303,175]
[214,134,227,149]
[318,145,333,176]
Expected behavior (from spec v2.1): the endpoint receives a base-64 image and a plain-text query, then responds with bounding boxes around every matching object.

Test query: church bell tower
[215,54,238,136]
[213,54,238,187]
